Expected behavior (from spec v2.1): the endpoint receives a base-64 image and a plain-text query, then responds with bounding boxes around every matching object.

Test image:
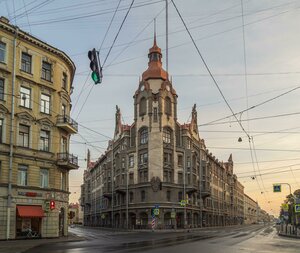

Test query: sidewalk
[0,233,85,253]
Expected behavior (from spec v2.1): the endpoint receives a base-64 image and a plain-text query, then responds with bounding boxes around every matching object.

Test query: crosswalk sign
[295,204,300,213]
[273,184,281,192]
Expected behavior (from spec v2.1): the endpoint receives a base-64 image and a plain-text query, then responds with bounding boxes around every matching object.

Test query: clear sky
[2,0,300,216]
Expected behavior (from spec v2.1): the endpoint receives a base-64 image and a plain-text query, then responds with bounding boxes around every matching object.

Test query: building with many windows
[80,37,247,229]
[0,16,78,239]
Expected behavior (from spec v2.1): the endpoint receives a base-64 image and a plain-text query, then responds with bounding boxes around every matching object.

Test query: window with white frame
[139,153,148,165]
[18,164,28,186]
[21,52,32,73]
[140,128,148,144]
[20,86,31,108]
[42,61,52,81]
[40,94,50,114]
[163,128,171,143]
[0,118,3,143]
[39,130,50,151]
[40,168,49,188]
[0,78,4,100]
[129,156,134,167]
[0,42,6,63]
[18,124,30,147]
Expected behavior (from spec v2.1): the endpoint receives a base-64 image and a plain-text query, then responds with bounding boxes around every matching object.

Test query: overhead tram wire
[74,0,124,120]
[22,0,32,34]
[170,0,250,140]
[102,0,135,68]
[200,86,300,127]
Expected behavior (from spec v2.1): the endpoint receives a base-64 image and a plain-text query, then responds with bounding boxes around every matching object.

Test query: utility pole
[7,27,18,240]
[165,0,169,72]
[126,153,129,230]
[183,151,187,228]
[111,141,114,228]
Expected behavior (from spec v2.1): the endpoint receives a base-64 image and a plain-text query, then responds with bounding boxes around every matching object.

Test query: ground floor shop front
[84,207,243,229]
[0,186,69,240]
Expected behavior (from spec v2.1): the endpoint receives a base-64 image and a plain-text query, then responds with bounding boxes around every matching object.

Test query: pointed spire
[154,18,157,47]
[228,154,233,162]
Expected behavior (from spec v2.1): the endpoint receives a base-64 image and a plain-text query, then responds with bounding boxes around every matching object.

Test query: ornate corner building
[0,17,78,239]
[81,37,246,229]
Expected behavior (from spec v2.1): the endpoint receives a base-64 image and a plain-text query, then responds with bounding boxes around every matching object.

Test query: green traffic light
[91,72,100,84]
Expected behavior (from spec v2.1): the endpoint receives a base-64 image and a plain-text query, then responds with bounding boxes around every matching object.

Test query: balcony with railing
[56,115,78,134]
[57,152,79,170]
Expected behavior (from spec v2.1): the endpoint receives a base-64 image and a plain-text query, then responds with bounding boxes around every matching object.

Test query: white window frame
[40,93,50,114]
[20,86,31,108]
[0,42,6,63]
[18,165,28,186]
[40,168,49,188]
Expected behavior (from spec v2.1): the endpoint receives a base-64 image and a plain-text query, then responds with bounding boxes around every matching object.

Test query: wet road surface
[24,224,300,253]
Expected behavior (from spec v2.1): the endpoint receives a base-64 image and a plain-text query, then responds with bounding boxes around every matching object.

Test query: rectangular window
[0,42,5,63]
[62,72,67,90]
[0,119,3,143]
[20,86,31,108]
[21,52,32,73]
[42,61,52,81]
[129,156,134,167]
[139,153,148,164]
[40,94,50,114]
[62,104,66,116]
[18,165,28,186]
[129,172,134,184]
[153,107,158,122]
[141,191,145,202]
[61,172,66,190]
[0,78,4,100]
[178,155,183,167]
[18,124,29,147]
[40,168,49,188]
[178,172,183,184]
[61,137,67,153]
[167,191,171,202]
[121,157,125,169]
[39,130,50,151]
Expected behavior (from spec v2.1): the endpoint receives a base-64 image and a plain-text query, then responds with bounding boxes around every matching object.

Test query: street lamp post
[126,155,129,230]
[183,151,187,228]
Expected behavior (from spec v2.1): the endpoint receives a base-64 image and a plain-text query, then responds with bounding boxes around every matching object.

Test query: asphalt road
[24,224,300,253]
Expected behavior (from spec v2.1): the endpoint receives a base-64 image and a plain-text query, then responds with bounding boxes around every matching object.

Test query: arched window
[140,128,148,144]
[139,97,146,116]
[165,97,172,115]
[163,128,171,143]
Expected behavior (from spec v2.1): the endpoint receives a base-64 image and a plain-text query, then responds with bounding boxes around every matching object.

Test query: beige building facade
[0,17,77,239]
[81,38,245,229]
[244,194,258,224]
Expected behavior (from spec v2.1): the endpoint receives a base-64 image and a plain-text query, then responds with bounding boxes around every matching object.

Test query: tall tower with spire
[81,37,246,230]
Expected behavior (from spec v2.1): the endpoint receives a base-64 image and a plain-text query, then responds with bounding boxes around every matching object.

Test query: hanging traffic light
[50,200,55,210]
[88,48,102,84]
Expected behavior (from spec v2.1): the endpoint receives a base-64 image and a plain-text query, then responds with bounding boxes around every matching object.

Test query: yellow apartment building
[0,16,78,239]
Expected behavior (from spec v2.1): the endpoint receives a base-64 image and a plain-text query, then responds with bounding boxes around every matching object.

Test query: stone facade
[244,194,258,224]
[80,38,249,229]
[0,16,77,239]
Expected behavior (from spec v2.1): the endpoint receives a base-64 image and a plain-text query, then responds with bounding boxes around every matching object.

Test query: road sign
[295,204,300,213]
[101,214,105,219]
[180,200,186,207]
[281,203,289,212]
[273,184,281,192]
[153,208,159,216]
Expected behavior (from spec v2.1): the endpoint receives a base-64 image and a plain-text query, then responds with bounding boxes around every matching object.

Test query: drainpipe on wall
[7,26,18,240]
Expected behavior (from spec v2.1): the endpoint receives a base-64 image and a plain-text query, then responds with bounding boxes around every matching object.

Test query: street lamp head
[238,137,242,142]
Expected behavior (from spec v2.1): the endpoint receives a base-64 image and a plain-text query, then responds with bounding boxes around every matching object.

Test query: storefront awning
[17,205,45,218]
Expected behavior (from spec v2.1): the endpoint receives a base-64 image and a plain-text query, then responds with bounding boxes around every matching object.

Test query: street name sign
[273,184,281,193]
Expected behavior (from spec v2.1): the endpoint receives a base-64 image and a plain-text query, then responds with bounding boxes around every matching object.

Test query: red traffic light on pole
[50,200,55,210]
[88,48,102,84]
